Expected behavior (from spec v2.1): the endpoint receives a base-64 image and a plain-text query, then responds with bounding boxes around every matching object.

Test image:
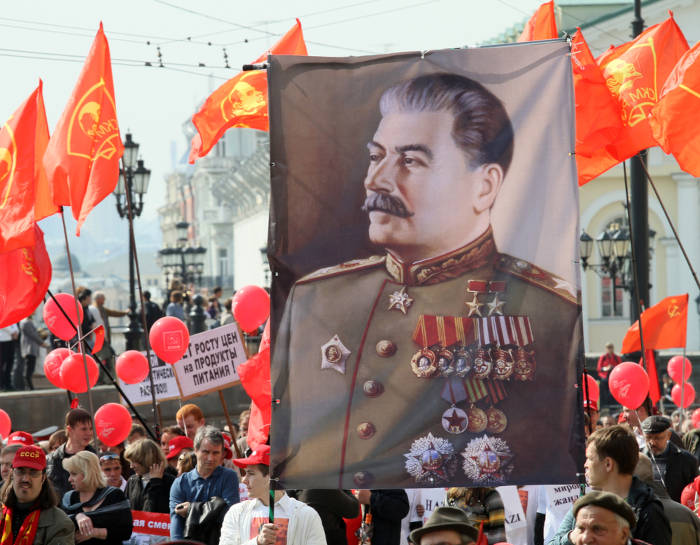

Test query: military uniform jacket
[271,228,583,489]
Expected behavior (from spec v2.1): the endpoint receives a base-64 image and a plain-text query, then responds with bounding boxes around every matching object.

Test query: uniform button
[363,380,384,397]
[354,471,374,487]
[357,422,376,439]
[376,340,397,357]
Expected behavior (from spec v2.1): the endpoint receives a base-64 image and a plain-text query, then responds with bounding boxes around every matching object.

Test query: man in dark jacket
[356,489,409,545]
[642,415,699,502]
[297,489,360,544]
[549,425,670,545]
[46,408,96,499]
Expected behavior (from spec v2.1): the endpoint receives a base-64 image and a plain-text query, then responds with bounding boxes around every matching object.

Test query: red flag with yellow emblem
[0,81,58,253]
[43,23,123,235]
[649,41,700,176]
[571,30,623,186]
[0,224,52,328]
[597,13,688,163]
[622,294,689,353]
[189,19,307,162]
[518,1,557,42]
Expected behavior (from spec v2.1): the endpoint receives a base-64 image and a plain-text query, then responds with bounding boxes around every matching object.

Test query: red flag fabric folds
[43,23,123,235]
[597,13,688,164]
[0,81,57,253]
[189,19,307,162]
[571,30,623,186]
[518,1,557,42]
[238,345,271,450]
[622,294,689,353]
[649,41,700,176]
[642,349,660,405]
[0,224,52,328]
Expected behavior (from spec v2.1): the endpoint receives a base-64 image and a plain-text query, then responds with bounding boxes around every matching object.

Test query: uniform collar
[384,227,497,286]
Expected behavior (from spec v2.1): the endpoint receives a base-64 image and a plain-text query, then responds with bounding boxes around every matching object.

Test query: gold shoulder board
[297,255,385,284]
[496,254,578,305]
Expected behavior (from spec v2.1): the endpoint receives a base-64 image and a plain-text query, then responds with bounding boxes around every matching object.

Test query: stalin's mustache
[361,192,414,218]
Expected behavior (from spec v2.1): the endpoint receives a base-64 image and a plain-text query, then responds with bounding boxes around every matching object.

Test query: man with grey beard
[271,73,581,490]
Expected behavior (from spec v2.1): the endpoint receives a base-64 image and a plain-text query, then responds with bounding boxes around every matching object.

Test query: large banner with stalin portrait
[268,41,585,490]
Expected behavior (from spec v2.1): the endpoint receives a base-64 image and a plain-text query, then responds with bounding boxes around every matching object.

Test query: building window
[218,248,229,277]
[601,276,624,317]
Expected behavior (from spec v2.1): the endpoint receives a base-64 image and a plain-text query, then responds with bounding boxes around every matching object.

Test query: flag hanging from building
[518,1,557,42]
[189,19,307,163]
[0,81,57,253]
[622,294,689,353]
[597,12,688,165]
[0,224,52,328]
[268,42,583,489]
[43,22,123,235]
[571,29,622,186]
[649,41,700,177]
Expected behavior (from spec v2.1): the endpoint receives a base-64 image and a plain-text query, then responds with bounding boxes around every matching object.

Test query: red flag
[0,81,57,253]
[475,521,488,545]
[642,349,660,404]
[648,41,700,176]
[43,23,123,235]
[622,294,689,353]
[598,13,688,163]
[571,30,623,186]
[0,224,52,328]
[237,345,271,449]
[190,20,307,162]
[518,1,557,42]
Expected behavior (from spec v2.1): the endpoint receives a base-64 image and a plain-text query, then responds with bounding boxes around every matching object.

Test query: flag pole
[59,208,98,446]
[120,156,160,440]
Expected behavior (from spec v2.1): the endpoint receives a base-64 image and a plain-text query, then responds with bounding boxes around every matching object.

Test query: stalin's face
[364,110,503,263]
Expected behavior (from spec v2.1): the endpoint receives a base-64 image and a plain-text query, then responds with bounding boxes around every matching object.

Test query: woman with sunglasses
[124,439,175,513]
[61,451,133,544]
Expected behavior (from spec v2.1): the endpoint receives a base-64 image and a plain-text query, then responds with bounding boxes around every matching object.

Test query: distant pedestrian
[19,311,49,390]
[597,342,621,407]
[166,291,186,321]
[141,290,164,332]
[0,324,19,391]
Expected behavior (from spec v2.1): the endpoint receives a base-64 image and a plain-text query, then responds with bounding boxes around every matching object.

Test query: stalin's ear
[472,162,504,214]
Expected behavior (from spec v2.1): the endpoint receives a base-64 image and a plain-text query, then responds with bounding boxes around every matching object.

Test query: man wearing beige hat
[409,505,479,545]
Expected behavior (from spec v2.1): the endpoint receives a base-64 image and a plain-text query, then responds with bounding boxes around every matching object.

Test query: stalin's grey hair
[379,73,514,175]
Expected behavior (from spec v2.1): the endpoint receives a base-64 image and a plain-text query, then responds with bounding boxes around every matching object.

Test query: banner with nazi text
[268,41,584,489]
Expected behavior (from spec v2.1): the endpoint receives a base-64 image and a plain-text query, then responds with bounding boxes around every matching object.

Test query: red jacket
[597,353,621,379]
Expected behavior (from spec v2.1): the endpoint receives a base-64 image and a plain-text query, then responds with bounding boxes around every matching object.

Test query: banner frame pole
[218,390,243,458]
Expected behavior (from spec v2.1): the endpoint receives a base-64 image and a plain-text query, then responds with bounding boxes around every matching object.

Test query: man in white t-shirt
[219,445,326,545]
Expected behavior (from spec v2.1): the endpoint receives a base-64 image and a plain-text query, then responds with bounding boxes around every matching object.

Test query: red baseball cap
[233,444,270,468]
[13,445,46,471]
[166,436,194,460]
[7,431,34,446]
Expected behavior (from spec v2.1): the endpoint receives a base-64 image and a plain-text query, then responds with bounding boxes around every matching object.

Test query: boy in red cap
[0,445,74,545]
[165,436,194,472]
[219,445,326,545]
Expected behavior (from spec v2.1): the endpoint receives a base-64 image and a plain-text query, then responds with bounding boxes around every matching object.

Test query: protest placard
[172,322,248,399]
[124,511,170,545]
[118,351,180,406]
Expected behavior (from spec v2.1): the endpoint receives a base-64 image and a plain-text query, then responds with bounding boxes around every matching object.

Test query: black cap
[573,491,636,529]
[409,506,478,544]
[641,415,671,434]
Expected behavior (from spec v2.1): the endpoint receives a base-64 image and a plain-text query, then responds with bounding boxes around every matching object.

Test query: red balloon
[149,317,190,364]
[668,355,692,383]
[43,293,83,341]
[60,353,99,393]
[672,382,696,408]
[43,348,73,389]
[581,374,600,403]
[94,403,132,447]
[0,409,10,440]
[116,350,150,384]
[232,285,270,333]
[609,361,649,409]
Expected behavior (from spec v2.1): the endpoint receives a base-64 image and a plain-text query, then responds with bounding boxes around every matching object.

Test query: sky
[1,0,546,232]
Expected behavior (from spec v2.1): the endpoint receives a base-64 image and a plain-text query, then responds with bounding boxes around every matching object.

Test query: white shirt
[538,484,589,544]
[0,325,18,342]
[218,493,326,545]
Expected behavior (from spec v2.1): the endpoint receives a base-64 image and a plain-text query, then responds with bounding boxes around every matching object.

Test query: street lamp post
[158,222,206,288]
[113,133,151,351]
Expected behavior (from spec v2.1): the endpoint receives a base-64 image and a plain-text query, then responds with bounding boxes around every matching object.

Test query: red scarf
[0,505,41,545]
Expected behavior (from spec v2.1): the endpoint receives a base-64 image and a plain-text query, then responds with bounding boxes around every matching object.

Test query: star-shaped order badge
[388,286,413,314]
[461,434,514,483]
[320,334,351,374]
[486,294,505,316]
[404,433,457,484]
[465,292,483,317]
